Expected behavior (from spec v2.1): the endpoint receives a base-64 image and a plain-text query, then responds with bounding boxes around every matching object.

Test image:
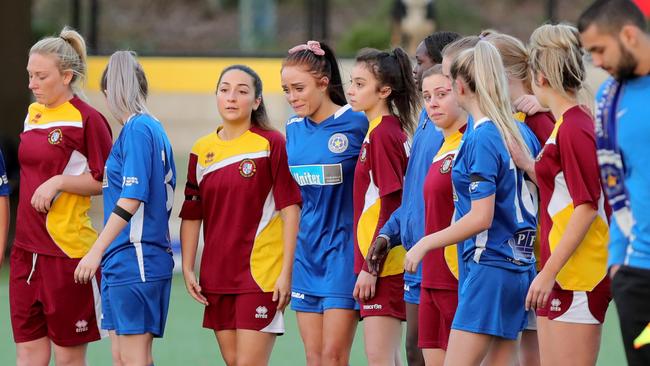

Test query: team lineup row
[1,0,649,365]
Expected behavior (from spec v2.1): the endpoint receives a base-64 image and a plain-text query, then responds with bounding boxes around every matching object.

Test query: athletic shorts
[203,292,284,334]
[452,261,533,340]
[418,287,458,349]
[290,291,358,313]
[536,278,611,324]
[101,278,171,337]
[359,274,406,320]
[9,246,104,346]
[403,278,421,305]
[525,309,538,331]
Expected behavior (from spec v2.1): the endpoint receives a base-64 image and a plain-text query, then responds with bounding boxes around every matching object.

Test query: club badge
[239,159,256,178]
[328,133,349,153]
[440,154,454,174]
[48,128,63,145]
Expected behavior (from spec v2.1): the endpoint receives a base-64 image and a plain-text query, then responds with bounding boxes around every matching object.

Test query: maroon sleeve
[269,131,302,210]
[368,126,408,197]
[361,190,402,273]
[557,112,601,210]
[83,111,113,182]
[525,112,555,144]
[179,153,203,220]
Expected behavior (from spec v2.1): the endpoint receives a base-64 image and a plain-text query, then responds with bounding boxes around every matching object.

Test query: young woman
[180,65,301,366]
[405,41,541,366]
[74,51,175,366]
[281,41,368,366]
[418,64,467,366]
[347,47,417,366]
[11,26,112,365]
[509,24,611,366]
[484,30,555,366]
[413,32,462,88]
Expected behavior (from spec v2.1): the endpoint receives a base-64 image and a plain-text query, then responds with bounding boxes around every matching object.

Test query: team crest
[239,159,256,177]
[328,133,349,153]
[48,128,62,144]
[359,145,367,162]
[439,155,454,174]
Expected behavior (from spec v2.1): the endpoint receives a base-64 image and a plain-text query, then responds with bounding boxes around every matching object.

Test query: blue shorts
[290,291,358,313]
[452,261,533,340]
[403,278,421,305]
[101,279,172,337]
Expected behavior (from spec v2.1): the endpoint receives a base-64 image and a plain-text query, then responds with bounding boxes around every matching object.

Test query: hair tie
[288,40,325,56]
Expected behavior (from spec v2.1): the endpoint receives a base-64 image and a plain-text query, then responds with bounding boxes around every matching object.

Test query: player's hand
[353,270,377,302]
[513,94,549,116]
[366,237,389,276]
[404,242,426,273]
[31,175,61,213]
[74,248,102,284]
[525,269,555,311]
[183,269,209,306]
[507,139,534,174]
[273,270,291,311]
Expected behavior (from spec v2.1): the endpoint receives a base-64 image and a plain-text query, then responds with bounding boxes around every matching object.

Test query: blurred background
[0,0,645,364]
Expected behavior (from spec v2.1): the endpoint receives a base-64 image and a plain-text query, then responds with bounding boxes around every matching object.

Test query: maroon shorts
[359,274,406,320]
[203,292,284,333]
[9,246,103,346]
[536,278,611,324]
[418,287,458,349]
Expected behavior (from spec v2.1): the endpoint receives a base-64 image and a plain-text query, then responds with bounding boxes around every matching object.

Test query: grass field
[0,265,627,365]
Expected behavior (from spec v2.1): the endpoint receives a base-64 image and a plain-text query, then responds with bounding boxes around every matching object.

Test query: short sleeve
[0,150,9,196]
[119,123,153,202]
[269,133,302,210]
[83,112,113,182]
[468,130,499,200]
[179,152,202,220]
[368,128,407,197]
[557,117,601,210]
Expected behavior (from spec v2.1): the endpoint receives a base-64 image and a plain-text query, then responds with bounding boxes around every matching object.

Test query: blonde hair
[483,31,532,94]
[30,26,88,99]
[528,24,592,109]
[100,51,150,123]
[450,41,531,156]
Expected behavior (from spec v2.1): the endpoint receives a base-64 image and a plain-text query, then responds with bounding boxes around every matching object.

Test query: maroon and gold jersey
[534,106,610,291]
[15,96,112,258]
[515,111,555,145]
[179,126,301,294]
[421,129,463,290]
[353,115,408,277]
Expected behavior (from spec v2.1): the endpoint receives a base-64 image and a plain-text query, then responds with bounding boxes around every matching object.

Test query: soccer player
[418,64,467,366]
[0,150,9,269]
[11,26,113,365]
[74,50,175,366]
[509,24,612,366]
[179,65,301,366]
[281,41,368,366]
[347,47,417,366]
[366,31,460,366]
[578,1,650,364]
[405,41,540,366]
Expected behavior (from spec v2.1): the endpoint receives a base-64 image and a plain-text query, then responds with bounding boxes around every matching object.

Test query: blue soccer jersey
[287,105,368,298]
[452,118,540,271]
[101,114,176,285]
[0,150,9,196]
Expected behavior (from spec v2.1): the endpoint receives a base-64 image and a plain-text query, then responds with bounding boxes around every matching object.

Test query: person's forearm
[280,205,300,275]
[91,198,141,255]
[180,219,202,273]
[55,173,103,196]
[0,197,9,258]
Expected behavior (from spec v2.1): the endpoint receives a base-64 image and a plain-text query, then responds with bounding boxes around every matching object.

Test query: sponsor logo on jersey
[290,164,343,186]
[328,133,349,153]
[205,152,215,164]
[550,298,561,312]
[359,145,368,163]
[362,304,383,310]
[239,159,257,178]
[75,320,89,333]
[123,176,139,186]
[509,229,536,261]
[291,291,305,299]
[255,306,269,319]
[31,113,42,124]
[48,128,63,144]
[440,155,454,174]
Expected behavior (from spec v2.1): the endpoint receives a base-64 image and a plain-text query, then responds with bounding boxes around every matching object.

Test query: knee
[405,342,424,365]
[303,350,322,366]
[221,353,236,366]
[16,348,49,366]
[321,344,347,364]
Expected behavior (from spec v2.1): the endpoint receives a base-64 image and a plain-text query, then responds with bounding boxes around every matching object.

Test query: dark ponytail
[283,41,346,106]
[355,47,419,135]
[216,64,273,130]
